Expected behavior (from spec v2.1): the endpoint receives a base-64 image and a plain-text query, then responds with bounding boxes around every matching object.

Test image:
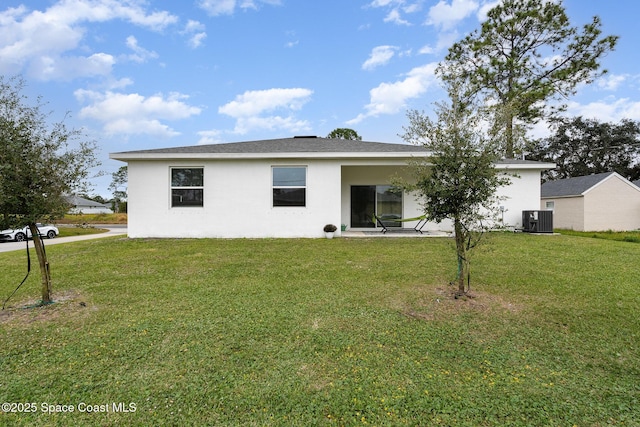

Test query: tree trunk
[28,223,52,304]
[453,219,470,296]
[505,111,514,159]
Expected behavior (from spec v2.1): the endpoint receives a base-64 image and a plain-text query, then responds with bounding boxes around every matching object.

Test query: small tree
[327,128,362,140]
[109,166,128,213]
[438,0,618,158]
[400,90,510,296]
[0,75,99,304]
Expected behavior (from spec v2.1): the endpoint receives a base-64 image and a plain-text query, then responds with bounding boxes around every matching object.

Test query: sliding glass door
[350,185,402,228]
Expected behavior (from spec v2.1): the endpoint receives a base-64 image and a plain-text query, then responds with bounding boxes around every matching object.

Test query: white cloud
[75,90,202,138]
[566,98,640,123]
[197,129,225,145]
[31,52,115,81]
[368,1,421,25]
[362,45,398,70]
[597,74,629,91]
[198,0,282,16]
[384,9,411,25]
[418,30,459,55]
[218,88,313,134]
[369,0,397,7]
[181,20,207,49]
[427,0,478,30]
[188,32,208,49]
[125,36,158,63]
[348,63,438,124]
[0,0,177,80]
[477,0,501,20]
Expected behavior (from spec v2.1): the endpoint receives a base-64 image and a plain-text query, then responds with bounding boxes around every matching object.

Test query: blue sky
[1,0,639,198]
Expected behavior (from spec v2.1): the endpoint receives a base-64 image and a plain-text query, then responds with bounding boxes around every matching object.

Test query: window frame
[272,166,307,207]
[170,167,204,208]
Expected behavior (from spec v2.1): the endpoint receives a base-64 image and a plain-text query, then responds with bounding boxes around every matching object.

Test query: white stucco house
[109,136,554,238]
[541,172,640,231]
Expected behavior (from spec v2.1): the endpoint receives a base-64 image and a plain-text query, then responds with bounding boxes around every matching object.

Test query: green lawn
[56,226,108,238]
[0,234,638,426]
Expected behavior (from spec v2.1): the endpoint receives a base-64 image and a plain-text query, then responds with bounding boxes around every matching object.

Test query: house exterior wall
[127,159,342,238]
[496,170,544,230]
[339,166,543,232]
[541,175,640,231]
[541,197,585,230]
[583,177,640,231]
[125,158,549,238]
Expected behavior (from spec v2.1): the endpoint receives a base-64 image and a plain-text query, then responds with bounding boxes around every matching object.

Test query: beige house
[541,172,640,231]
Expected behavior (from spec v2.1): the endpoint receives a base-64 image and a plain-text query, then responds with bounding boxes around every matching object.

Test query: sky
[2,0,640,198]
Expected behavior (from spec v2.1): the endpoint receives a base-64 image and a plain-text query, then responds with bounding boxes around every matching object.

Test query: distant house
[541,172,640,231]
[66,195,113,214]
[110,137,554,238]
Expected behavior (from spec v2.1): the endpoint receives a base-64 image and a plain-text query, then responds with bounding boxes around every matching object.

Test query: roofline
[110,151,556,170]
[496,161,556,170]
[540,194,584,200]
[582,171,640,195]
[109,151,430,161]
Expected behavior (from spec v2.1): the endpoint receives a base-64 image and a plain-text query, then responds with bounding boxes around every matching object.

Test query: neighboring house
[541,172,640,231]
[66,195,113,214]
[109,136,554,238]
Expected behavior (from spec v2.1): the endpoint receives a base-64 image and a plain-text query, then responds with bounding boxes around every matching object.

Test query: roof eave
[109,151,431,161]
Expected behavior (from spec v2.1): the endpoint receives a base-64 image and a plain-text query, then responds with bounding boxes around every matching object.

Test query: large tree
[400,89,510,296]
[437,0,618,158]
[0,75,99,304]
[528,116,640,182]
[327,128,362,140]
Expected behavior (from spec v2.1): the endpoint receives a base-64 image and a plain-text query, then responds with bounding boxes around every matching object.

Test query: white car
[0,224,59,242]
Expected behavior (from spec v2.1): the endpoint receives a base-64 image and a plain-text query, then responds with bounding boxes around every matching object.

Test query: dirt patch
[0,289,94,327]
[401,285,523,322]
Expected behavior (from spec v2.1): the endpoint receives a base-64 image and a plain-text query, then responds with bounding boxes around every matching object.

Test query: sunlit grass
[0,234,638,425]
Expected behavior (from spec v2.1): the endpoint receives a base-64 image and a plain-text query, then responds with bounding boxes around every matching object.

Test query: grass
[557,228,640,244]
[56,213,128,225]
[0,234,638,426]
[56,226,108,238]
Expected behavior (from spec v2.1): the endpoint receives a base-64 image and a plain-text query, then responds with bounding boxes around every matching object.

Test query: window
[272,166,306,207]
[545,201,555,211]
[171,167,204,207]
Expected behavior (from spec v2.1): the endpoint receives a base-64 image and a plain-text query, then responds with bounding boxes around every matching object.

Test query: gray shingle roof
[112,137,427,155]
[633,179,640,188]
[65,195,110,208]
[541,172,615,197]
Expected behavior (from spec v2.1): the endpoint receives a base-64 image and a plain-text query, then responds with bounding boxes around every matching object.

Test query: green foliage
[0,75,99,229]
[527,117,640,182]
[400,90,510,294]
[0,235,638,425]
[438,0,618,158]
[327,128,362,140]
[0,75,99,302]
[109,166,128,213]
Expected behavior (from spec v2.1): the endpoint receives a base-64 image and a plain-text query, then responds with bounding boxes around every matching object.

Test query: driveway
[0,225,127,253]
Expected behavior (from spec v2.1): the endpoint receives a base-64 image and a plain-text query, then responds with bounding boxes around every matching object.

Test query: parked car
[0,224,59,242]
